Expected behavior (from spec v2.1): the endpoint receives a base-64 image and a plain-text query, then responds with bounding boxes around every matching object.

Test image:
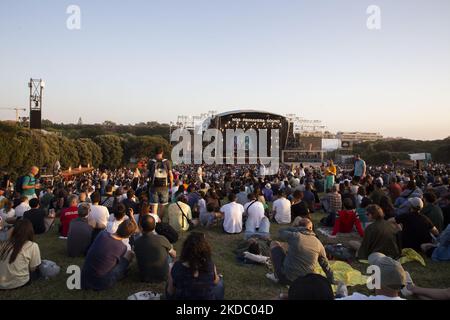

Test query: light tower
[29,78,45,129]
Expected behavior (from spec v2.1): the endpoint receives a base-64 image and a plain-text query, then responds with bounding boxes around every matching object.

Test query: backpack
[155,222,179,244]
[150,159,169,188]
[15,175,28,194]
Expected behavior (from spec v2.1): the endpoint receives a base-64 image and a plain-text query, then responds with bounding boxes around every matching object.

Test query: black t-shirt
[395,213,434,251]
[134,233,172,283]
[23,208,46,234]
[291,201,309,220]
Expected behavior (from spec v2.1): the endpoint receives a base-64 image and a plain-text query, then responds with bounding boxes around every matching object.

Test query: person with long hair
[0,219,41,289]
[166,232,224,300]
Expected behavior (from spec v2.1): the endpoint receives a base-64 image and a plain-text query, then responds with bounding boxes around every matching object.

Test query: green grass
[1,211,449,300]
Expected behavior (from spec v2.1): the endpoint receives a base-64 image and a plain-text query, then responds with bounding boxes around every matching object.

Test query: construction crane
[0,107,27,122]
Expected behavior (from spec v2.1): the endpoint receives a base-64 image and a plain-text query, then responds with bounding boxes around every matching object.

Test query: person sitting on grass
[0,199,16,230]
[266,218,334,286]
[59,195,79,238]
[134,215,177,283]
[320,186,342,227]
[278,273,335,300]
[81,219,137,291]
[220,193,244,234]
[0,219,41,290]
[356,197,372,229]
[290,190,310,221]
[272,190,291,224]
[420,224,450,261]
[390,197,440,252]
[23,198,55,235]
[337,252,406,300]
[168,195,193,232]
[67,203,93,257]
[106,203,132,250]
[88,192,109,239]
[331,198,364,237]
[422,192,444,232]
[166,232,224,300]
[14,196,31,219]
[349,204,401,260]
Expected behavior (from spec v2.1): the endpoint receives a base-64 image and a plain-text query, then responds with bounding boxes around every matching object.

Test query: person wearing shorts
[148,147,173,219]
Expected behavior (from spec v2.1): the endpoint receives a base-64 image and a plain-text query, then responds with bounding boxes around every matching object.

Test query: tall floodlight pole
[29,78,45,129]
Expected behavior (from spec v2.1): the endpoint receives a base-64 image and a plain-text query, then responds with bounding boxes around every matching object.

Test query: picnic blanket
[314,261,367,287]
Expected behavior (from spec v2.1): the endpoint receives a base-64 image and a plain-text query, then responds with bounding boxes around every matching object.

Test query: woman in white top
[0,219,41,290]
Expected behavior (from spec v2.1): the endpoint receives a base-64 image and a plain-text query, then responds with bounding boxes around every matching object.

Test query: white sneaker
[401,271,414,297]
[266,273,279,283]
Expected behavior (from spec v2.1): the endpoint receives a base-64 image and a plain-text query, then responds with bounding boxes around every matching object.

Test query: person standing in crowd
[272,190,291,224]
[0,220,41,290]
[21,166,41,200]
[67,203,93,257]
[353,154,366,182]
[134,215,177,283]
[81,219,136,291]
[220,193,244,234]
[324,160,337,193]
[59,195,79,238]
[148,147,173,219]
[166,232,224,300]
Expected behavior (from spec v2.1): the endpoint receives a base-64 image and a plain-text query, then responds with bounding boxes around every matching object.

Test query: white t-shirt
[0,241,41,289]
[243,201,265,229]
[106,214,129,234]
[273,197,291,224]
[338,293,405,300]
[14,202,31,218]
[221,202,244,234]
[0,208,15,220]
[89,204,110,228]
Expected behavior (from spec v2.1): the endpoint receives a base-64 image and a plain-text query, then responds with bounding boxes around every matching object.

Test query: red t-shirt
[60,206,79,237]
[332,210,364,237]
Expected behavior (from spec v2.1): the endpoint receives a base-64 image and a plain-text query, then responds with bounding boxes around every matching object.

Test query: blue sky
[1,0,449,139]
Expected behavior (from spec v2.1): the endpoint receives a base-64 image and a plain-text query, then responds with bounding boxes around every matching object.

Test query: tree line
[0,122,171,178]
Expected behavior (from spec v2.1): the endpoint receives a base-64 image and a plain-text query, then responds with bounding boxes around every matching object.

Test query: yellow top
[326,165,336,176]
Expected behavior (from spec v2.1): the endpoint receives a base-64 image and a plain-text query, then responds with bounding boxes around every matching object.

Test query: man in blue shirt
[21,166,41,200]
[81,219,137,290]
[353,155,366,182]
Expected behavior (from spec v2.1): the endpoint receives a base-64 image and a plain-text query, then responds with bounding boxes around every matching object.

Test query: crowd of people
[0,148,449,300]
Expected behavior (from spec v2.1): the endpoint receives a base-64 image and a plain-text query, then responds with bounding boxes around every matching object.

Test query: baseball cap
[408,197,424,210]
[265,183,271,189]
[368,252,406,291]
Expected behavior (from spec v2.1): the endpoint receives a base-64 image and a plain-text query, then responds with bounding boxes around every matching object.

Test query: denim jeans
[103,257,130,289]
